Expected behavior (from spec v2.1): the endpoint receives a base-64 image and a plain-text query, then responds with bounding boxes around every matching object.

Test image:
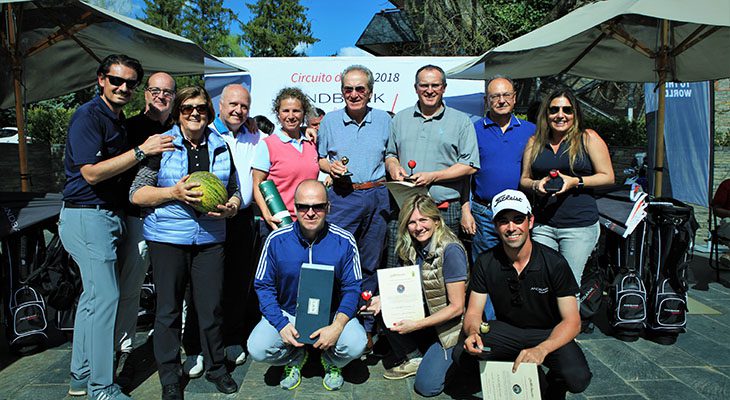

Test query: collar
[414,102,446,120]
[293,220,329,245]
[274,129,309,144]
[482,113,521,129]
[171,125,210,148]
[213,116,249,137]
[341,107,373,126]
[94,95,125,122]
[496,242,541,273]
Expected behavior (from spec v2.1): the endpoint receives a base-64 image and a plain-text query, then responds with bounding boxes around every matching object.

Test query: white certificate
[479,361,541,400]
[377,264,424,327]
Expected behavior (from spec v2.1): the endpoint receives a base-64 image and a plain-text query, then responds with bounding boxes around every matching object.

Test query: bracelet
[532,180,539,192]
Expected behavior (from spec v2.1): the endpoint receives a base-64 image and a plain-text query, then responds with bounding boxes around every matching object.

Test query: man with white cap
[455,189,592,399]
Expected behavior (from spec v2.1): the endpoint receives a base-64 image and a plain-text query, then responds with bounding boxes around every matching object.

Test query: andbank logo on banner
[204,57,485,124]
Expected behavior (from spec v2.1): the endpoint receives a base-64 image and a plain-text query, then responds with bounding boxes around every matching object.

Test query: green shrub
[584,116,647,147]
[26,106,76,145]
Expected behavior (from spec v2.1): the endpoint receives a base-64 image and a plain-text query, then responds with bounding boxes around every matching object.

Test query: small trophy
[359,290,374,316]
[405,159,417,182]
[340,156,353,177]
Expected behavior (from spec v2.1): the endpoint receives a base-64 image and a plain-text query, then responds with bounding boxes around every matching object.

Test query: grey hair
[415,65,446,86]
[340,65,374,92]
[486,75,515,92]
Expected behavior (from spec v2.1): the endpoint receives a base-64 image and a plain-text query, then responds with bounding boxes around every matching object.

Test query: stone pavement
[2,254,730,400]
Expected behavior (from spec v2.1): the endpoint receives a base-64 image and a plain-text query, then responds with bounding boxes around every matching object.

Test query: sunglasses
[147,87,175,98]
[507,277,524,306]
[180,104,209,116]
[495,214,528,226]
[548,106,574,115]
[343,86,368,94]
[105,75,139,89]
[295,202,328,213]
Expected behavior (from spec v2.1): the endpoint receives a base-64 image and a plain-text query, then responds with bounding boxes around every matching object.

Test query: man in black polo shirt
[59,54,174,400]
[456,189,591,399]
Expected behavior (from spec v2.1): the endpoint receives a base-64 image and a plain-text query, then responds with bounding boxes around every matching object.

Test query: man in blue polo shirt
[59,54,174,400]
[462,76,535,260]
[317,65,391,342]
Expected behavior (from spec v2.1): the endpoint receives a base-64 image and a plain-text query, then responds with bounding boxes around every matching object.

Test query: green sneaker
[280,350,308,390]
[321,357,344,391]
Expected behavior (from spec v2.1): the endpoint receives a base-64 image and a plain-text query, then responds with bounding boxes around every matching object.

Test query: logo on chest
[530,286,549,294]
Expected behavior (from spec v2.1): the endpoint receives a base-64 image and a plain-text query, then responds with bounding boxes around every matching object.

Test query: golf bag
[1,230,49,354]
[644,198,697,345]
[605,221,649,341]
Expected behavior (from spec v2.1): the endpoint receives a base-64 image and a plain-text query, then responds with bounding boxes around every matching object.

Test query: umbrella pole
[5,4,30,192]
[652,20,670,198]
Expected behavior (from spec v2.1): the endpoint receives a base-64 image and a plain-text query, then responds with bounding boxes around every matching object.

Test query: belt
[337,180,385,191]
[64,201,119,211]
[472,195,491,209]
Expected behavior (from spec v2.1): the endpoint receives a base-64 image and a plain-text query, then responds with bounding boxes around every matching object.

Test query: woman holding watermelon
[252,87,320,235]
[130,86,241,398]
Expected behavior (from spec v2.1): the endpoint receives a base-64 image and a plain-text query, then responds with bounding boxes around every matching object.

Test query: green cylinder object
[258,180,293,227]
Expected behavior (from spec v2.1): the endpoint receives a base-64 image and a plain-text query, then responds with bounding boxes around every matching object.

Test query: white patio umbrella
[1,0,244,191]
[447,0,730,196]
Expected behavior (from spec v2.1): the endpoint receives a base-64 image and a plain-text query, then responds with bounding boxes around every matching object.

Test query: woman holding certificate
[363,194,468,397]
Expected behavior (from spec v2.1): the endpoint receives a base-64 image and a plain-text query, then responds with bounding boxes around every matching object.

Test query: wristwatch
[577,176,585,188]
[479,322,490,334]
[133,146,146,161]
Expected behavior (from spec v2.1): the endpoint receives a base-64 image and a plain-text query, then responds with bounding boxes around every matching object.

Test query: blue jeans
[470,201,497,320]
[59,206,124,397]
[247,312,367,368]
[532,222,600,284]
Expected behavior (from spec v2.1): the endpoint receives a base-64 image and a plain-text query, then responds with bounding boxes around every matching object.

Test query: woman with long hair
[519,88,614,285]
[364,194,467,397]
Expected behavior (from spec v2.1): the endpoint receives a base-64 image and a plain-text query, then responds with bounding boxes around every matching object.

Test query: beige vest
[417,237,468,349]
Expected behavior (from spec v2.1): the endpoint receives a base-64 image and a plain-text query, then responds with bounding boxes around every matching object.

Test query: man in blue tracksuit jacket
[248,180,367,391]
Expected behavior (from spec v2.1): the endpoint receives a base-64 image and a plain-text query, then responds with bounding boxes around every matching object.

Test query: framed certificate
[377,264,424,327]
[479,361,541,400]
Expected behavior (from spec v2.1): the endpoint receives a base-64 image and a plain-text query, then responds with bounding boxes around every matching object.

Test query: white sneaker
[225,345,247,365]
[183,354,204,378]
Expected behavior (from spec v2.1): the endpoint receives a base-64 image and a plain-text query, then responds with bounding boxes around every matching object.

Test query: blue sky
[129,0,394,57]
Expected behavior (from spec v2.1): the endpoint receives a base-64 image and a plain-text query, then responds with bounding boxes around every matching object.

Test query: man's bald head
[144,71,176,120]
[294,180,329,239]
[219,84,251,131]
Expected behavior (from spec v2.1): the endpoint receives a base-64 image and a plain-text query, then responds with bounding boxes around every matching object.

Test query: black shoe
[206,372,238,394]
[161,383,183,400]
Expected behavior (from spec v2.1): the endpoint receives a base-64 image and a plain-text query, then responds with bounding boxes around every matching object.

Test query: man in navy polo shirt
[59,54,174,400]
[461,76,535,260]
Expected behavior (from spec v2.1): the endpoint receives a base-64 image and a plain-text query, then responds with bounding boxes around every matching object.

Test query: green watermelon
[186,171,227,213]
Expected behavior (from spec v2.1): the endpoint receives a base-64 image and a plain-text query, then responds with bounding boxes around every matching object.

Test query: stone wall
[716,79,730,135]
[0,143,64,193]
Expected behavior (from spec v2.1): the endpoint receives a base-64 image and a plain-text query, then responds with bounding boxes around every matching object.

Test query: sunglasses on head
[548,106,574,115]
[179,104,209,116]
[105,75,139,89]
[295,202,328,213]
[495,214,528,226]
[343,86,367,94]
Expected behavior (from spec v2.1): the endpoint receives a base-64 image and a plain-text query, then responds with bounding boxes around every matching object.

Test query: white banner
[205,56,486,125]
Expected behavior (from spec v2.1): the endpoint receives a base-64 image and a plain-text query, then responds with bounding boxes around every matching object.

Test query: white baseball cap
[491,189,531,220]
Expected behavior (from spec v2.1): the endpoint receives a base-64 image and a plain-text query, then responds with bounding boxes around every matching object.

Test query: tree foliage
[239,0,318,57]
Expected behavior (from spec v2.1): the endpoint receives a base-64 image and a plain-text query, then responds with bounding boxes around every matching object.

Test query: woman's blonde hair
[396,195,459,264]
[528,88,586,173]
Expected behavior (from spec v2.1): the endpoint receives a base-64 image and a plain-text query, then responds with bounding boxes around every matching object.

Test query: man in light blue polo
[461,76,535,260]
[317,65,391,340]
[386,64,479,234]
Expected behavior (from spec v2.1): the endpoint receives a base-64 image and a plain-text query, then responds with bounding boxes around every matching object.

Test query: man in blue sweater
[248,180,367,391]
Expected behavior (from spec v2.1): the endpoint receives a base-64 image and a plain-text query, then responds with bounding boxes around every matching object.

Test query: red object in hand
[408,160,417,169]
[549,169,559,178]
[361,290,373,302]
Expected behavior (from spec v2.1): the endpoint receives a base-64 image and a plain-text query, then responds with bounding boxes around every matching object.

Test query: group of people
[59,53,614,400]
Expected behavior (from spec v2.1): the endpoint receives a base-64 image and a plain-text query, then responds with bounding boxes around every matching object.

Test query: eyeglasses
[495,214,528,226]
[488,91,515,102]
[179,104,209,116]
[295,202,328,213]
[507,276,524,306]
[147,87,175,98]
[548,106,574,115]
[105,75,139,89]
[343,86,368,94]
[417,83,444,90]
